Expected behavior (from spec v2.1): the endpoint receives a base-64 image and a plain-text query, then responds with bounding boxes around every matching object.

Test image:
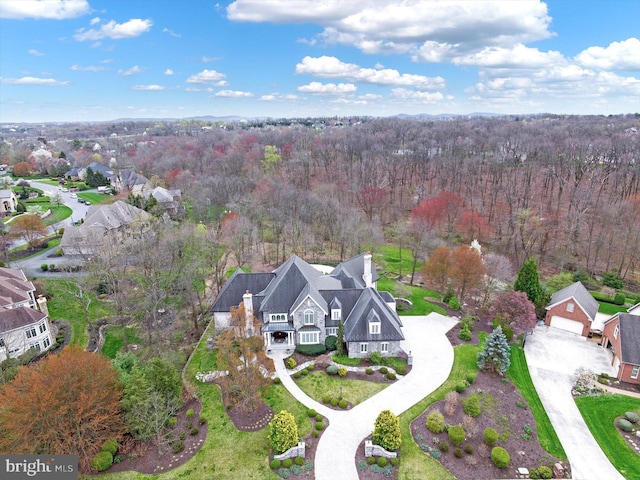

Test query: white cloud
[118,66,142,76]
[202,56,222,63]
[260,93,299,101]
[390,88,444,103]
[185,87,214,92]
[1,76,69,86]
[426,43,567,69]
[296,56,444,90]
[89,16,100,25]
[131,85,166,91]
[0,0,89,19]
[164,69,174,75]
[74,18,153,41]
[162,27,181,38]
[71,64,104,72]
[29,49,44,56]
[186,69,228,84]
[359,93,382,100]
[214,90,254,97]
[297,82,357,95]
[575,38,640,71]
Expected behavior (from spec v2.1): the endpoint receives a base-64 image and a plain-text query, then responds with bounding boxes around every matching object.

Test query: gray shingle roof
[291,283,328,315]
[0,267,34,308]
[546,281,599,320]
[0,305,46,332]
[331,252,380,288]
[210,269,274,312]
[343,288,404,342]
[618,314,640,366]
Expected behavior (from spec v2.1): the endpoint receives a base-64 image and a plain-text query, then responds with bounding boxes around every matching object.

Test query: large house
[0,267,54,362]
[60,200,151,255]
[142,186,185,218]
[601,304,640,384]
[544,281,600,336]
[110,168,149,194]
[211,253,404,358]
[0,188,18,216]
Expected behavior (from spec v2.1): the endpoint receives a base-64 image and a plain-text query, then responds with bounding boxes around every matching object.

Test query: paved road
[525,326,624,480]
[270,313,458,480]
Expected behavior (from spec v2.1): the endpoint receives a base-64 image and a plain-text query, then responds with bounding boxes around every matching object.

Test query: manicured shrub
[307,408,316,417]
[273,377,281,384]
[325,335,337,351]
[466,373,476,384]
[337,367,347,377]
[326,365,338,375]
[464,444,474,454]
[458,326,472,341]
[377,457,388,467]
[92,451,113,472]
[172,441,185,454]
[448,425,465,446]
[532,465,553,479]
[269,410,299,455]
[461,315,476,332]
[190,427,199,435]
[390,457,399,466]
[491,447,510,468]
[271,459,281,469]
[339,399,348,409]
[300,368,309,376]
[306,364,314,371]
[41,264,48,271]
[293,371,301,379]
[277,467,290,478]
[614,292,626,305]
[295,344,326,356]
[101,439,118,455]
[448,296,461,310]
[386,372,397,380]
[430,448,442,460]
[379,367,388,374]
[369,351,383,365]
[439,442,449,453]
[463,394,481,418]
[455,381,468,393]
[625,411,640,423]
[315,413,323,422]
[373,410,401,451]
[426,410,446,434]
[312,430,319,438]
[322,394,331,403]
[316,422,324,430]
[295,456,304,466]
[186,408,195,418]
[331,398,339,406]
[179,432,186,441]
[484,427,498,446]
[282,458,293,468]
[167,416,177,428]
[617,418,633,432]
[366,367,374,375]
[285,357,297,369]
[396,365,407,375]
[367,456,376,465]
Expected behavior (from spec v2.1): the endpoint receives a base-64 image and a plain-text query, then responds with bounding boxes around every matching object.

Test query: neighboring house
[601,309,640,384]
[110,168,148,194]
[142,186,185,217]
[211,253,404,358]
[60,200,152,255]
[0,267,54,362]
[544,281,600,336]
[0,189,18,216]
[66,161,114,181]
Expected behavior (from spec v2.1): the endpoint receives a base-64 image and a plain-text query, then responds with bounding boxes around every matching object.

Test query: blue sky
[1,0,639,123]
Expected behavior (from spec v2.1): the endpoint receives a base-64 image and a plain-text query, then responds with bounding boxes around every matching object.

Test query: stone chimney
[37,295,49,317]
[363,251,373,288]
[243,290,254,336]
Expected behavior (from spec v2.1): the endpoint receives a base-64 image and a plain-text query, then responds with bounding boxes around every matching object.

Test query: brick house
[544,281,599,336]
[601,304,640,384]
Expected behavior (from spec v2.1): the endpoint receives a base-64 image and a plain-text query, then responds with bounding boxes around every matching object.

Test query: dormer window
[368,310,381,335]
[270,313,287,323]
[304,309,314,325]
[331,309,341,320]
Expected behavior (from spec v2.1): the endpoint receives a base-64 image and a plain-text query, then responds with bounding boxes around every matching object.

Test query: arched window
[304,309,314,325]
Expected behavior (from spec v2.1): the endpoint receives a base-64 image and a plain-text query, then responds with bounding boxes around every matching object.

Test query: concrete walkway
[525,326,625,480]
[269,313,458,480]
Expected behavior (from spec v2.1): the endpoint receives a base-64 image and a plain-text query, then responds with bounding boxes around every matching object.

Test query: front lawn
[575,394,640,480]
[295,371,389,406]
[78,192,112,205]
[508,345,567,460]
[377,277,445,315]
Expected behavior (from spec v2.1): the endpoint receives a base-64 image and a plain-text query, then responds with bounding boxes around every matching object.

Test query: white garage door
[549,316,584,335]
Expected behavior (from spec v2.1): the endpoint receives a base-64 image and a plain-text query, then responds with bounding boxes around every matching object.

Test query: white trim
[300,331,319,345]
[326,327,338,336]
[631,365,639,379]
[304,309,314,325]
[360,343,368,353]
[369,322,380,335]
[381,342,388,353]
[270,313,288,323]
[331,309,341,320]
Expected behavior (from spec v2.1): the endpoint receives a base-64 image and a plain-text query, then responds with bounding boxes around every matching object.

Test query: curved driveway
[271,313,457,480]
[525,326,624,480]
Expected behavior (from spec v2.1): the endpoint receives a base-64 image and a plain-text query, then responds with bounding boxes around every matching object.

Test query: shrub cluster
[426,410,446,434]
[617,418,633,432]
[625,411,639,423]
[92,451,113,472]
[295,344,326,356]
[326,365,338,375]
[337,367,347,377]
[458,327,472,341]
[483,427,498,446]
[285,357,297,369]
[530,465,553,479]
[448,425,465,446]
[491,447,510,468]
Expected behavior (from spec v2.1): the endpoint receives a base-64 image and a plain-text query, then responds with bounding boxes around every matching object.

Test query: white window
[300,332,319,344]
[270,314,287,323]
[39,322,47,333]
[331,309,341,320]
[25,327,37,339]
[369,322,380,335]
[43,337,51,349]
[614,325,619,339]
[360,343,368,353]
[632,365,640,379]
[304,309,314,325]
[326,327,338,336]
[566,302,574,313]
[29,342,41,352]
[380,342,389,353]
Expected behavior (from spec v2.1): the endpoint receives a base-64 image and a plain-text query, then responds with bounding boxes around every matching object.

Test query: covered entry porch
[263,322,296,351]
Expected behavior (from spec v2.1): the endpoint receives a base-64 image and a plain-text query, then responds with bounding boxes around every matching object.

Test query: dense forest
[3,114,640,283]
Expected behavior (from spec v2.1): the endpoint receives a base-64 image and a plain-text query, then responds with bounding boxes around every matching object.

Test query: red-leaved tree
[489,290,537,336]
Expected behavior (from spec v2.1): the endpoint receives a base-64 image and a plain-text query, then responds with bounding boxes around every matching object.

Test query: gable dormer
[330,297,342,321]
[367,309,381,335]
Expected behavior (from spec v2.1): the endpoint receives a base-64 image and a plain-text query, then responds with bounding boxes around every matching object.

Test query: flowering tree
[490,291,537,336]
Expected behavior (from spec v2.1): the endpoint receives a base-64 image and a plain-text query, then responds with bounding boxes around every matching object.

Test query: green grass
[507,346,567,460]
[397,344,480,479]
[101,326,143,359]
[597,302,628,316]
[377,277,446,315]
[43,205,73,225]
[78,192,111,205]
[376,244,419,277]
[295,371,389,406]
[575,394,640,479]
[332,354,362,366]
[44,278,115,347]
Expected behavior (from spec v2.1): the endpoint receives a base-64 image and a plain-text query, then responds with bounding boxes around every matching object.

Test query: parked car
[77,198,85,203]
[70,193,77,198]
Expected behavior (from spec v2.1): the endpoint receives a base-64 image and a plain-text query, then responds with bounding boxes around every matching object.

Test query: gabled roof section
[211,269,274,312]
[291,283,328,315]
[330,252,380,289]
[0,267,35,308]
[0,305,46,332]
[546,281,599,321]
[329,297,342,309]
[618,314,640,366]
[343,288,404,342]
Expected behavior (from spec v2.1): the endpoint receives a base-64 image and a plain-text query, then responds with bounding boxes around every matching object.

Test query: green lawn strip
[596,301,627,316]
[295,371,388,406]
[397,344,479,479]
[377,277,445,316]
[32,179,60,186]
[507,346,567,460]
[44,278,115,347]
[101,326,143,359]
[376,244,418,277]
[575,394,640,480]
[332,354,362,366]
[44,205,73,225]
[78,192,112,204]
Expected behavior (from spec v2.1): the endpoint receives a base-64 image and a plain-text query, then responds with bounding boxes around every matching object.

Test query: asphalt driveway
[525,325,624,480]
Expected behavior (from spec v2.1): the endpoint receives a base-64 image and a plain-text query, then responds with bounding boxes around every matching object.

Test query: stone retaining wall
[364,440,397,459]
[273,442,305,461]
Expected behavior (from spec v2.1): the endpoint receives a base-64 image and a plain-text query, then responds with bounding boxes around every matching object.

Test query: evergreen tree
[269,410,298,454]
[514,257,543,305]
[372,409,401,451]
[477,326,511,374]
[336,319,345,356]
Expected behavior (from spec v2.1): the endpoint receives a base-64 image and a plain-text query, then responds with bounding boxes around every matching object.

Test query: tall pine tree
[477,326,511,374]
[514,257,543,305]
